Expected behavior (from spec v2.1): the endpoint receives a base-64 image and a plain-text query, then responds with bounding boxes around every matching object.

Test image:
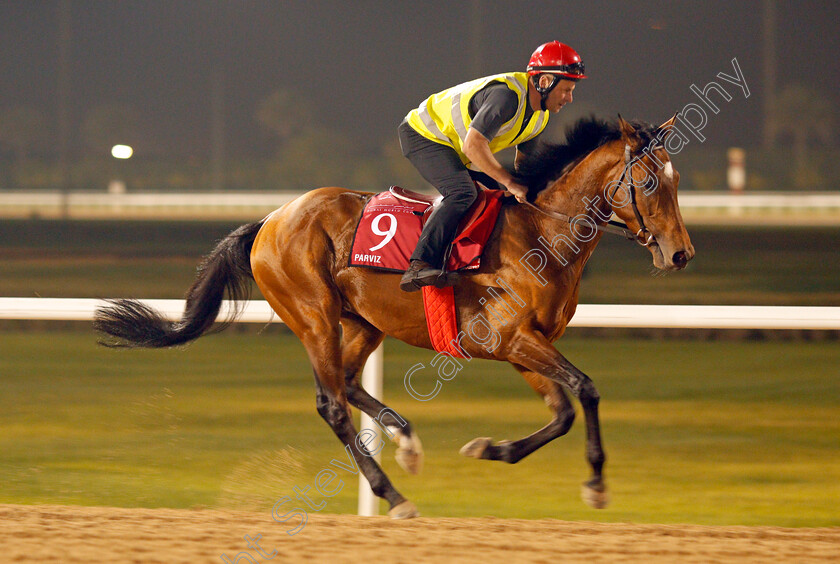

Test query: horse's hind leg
[341,315,424,475]
[460,366,576,464]
[252,216,417,517]
[308,329,417,519]
[258,284,417,518]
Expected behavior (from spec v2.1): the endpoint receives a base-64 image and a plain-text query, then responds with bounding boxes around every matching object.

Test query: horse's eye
[640,174,658,196]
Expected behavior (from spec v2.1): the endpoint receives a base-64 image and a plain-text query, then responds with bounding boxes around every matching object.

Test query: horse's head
[608,115,695,271]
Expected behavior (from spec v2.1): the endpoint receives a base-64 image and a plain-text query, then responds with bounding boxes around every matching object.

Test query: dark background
[1,1,837,189]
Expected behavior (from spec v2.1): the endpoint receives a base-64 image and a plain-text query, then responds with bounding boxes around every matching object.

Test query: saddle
[348,185,506,273]
[389,186,495,236]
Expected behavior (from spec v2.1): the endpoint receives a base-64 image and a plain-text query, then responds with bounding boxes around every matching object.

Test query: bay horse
[94,116,694,519]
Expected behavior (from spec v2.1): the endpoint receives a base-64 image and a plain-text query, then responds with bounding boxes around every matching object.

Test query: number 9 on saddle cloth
[348,182,506,274]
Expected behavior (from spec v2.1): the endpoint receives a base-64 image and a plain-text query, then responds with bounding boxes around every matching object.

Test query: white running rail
[2,298,839,330]
[2,191,840,221]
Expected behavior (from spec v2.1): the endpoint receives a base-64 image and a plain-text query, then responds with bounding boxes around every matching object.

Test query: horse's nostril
[673,251,688,268]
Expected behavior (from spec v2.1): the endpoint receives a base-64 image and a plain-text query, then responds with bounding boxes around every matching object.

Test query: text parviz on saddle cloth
[398,40,587,291]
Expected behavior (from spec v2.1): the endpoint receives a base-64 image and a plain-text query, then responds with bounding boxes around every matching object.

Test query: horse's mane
[515,116,659,201]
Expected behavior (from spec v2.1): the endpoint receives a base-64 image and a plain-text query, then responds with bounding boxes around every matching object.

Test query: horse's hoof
[388,500,419,519]
[395,431,424,475]
[581,481,610,509]
[459,437,492,459]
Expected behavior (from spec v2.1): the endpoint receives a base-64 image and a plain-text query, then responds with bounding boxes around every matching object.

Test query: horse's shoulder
[492,202,540,247]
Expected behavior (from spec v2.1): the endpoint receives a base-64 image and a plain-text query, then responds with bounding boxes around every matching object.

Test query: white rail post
[357,342,384,516]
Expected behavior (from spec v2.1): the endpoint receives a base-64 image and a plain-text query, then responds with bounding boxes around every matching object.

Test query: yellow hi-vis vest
[406,72,549,166]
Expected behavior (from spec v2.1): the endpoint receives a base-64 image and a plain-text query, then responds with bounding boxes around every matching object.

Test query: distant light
[648,18,667,30]
[111,144,134,159]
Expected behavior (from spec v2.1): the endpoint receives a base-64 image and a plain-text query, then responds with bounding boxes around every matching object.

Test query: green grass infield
[1,329,837,527]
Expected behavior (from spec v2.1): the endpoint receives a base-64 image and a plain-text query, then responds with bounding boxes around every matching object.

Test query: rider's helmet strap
[532,74,559,111]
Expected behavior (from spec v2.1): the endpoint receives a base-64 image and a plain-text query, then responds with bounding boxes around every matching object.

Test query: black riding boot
[400,189,475,291]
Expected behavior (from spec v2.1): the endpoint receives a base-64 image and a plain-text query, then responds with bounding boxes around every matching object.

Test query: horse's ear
[657,113,678,138]
[617,114,636,139]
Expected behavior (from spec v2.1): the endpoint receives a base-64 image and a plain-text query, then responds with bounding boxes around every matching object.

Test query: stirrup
[400,263,443,292]
[432,270,460,288]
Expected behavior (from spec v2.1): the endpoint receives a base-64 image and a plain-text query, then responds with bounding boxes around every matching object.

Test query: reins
[521,142,659,247]
[519,199,637,240]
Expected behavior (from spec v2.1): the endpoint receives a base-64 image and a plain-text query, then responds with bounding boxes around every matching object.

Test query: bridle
[521,142,660,248]
[611,143,658,248]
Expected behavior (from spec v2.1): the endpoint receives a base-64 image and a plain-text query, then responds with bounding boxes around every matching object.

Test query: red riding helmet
[527,41,587,80]
[527,41,586,110]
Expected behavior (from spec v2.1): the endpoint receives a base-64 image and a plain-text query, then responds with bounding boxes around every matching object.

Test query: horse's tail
[94,220,264,348]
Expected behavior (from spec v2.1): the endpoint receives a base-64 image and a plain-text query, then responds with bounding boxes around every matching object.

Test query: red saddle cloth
[349,186,504,358]
[348,186,505,272]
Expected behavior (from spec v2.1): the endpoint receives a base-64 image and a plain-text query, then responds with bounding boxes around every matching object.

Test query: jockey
[399,40,587,292]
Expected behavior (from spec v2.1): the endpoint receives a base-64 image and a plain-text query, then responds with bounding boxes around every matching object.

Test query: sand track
[1,504,838,563]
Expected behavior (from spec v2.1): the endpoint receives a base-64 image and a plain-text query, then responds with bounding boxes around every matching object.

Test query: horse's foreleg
[507,330,609,509]
[340,316,424,475]
[460,366,575,464]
